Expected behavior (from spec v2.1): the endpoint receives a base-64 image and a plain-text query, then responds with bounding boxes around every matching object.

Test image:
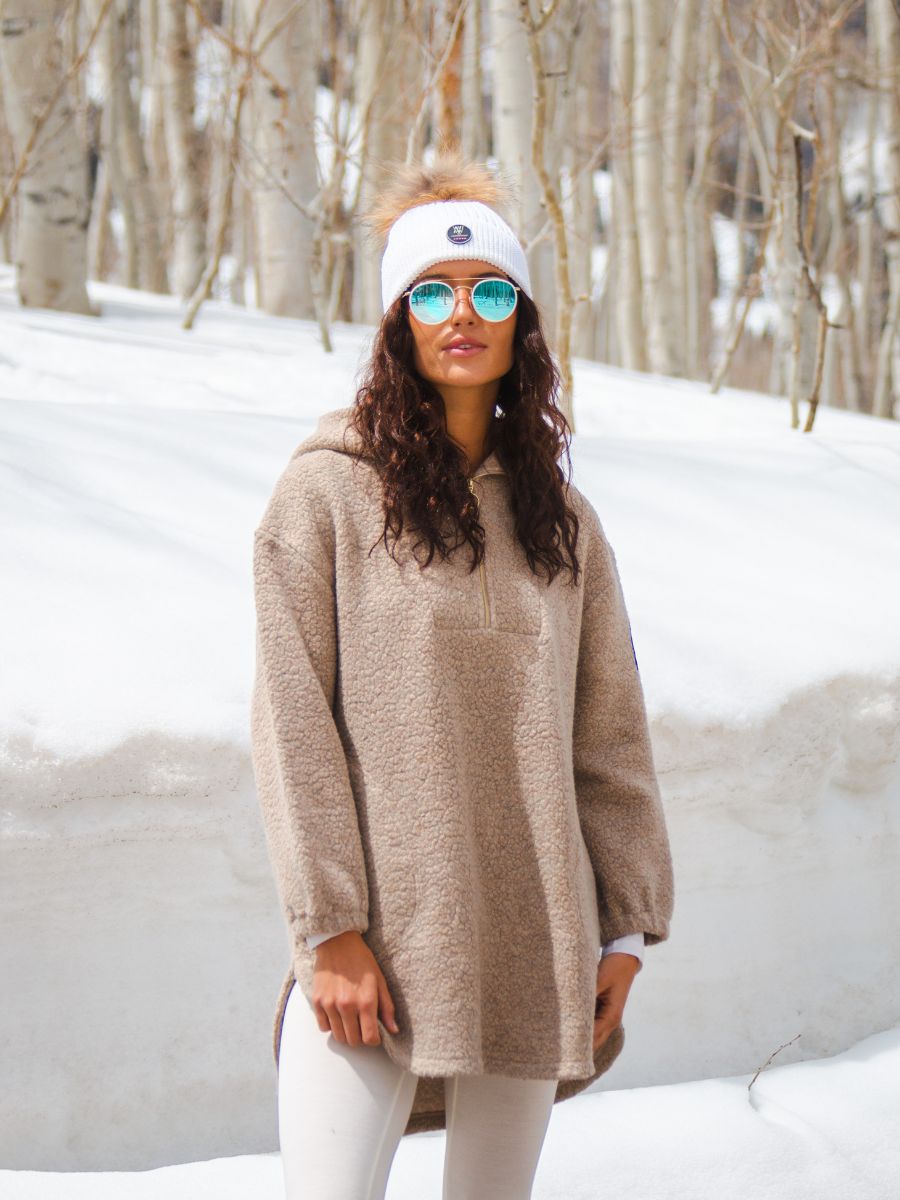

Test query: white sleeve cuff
[600,932,644,963]
[306,930,350,950]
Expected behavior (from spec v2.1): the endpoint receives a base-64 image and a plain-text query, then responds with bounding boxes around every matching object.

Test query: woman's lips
[444,344,486,357]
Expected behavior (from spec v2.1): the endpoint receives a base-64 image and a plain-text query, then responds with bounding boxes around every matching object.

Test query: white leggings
[278,980,559,1200]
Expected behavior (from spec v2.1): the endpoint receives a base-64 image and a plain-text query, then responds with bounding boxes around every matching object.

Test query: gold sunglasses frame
[401,276,521,323]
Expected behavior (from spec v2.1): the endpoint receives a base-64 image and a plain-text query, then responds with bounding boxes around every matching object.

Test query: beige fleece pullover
[250,406,675,1137]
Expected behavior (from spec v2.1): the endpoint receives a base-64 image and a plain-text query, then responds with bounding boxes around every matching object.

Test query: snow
[3,1027,898,1197]
[1,261,898,1192]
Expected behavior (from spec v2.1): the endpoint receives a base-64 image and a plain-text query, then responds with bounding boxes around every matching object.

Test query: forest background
[1,0,899,429]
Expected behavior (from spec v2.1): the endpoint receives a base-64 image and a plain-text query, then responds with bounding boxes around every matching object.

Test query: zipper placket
[467,476,491,628]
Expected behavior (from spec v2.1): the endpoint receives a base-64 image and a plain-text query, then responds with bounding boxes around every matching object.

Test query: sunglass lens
[409,282,453,324]
[473,279,517,321]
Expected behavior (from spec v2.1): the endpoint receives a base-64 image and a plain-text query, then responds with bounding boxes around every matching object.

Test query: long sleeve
[251,524,369,971]
[572,512,674,948]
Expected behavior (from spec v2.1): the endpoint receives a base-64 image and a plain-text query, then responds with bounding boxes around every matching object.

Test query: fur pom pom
[360,148,518,244]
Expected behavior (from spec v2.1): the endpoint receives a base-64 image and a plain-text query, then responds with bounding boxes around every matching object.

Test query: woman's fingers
[377,974,400,1034]
[336,996,365,1045]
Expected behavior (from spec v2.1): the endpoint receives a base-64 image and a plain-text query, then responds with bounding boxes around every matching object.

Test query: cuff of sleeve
[306,929,355,950]
[600,931,645,970]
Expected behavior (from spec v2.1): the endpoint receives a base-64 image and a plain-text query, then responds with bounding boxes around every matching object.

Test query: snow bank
[2,1025,898,1198]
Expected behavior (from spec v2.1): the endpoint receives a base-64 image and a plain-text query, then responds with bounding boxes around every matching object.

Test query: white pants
[278,979,559,1200]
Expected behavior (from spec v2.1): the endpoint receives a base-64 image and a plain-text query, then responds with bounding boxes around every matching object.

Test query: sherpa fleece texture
[250,405,675,1137]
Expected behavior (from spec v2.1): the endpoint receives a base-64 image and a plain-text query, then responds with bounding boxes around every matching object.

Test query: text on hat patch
[446,224,472,245]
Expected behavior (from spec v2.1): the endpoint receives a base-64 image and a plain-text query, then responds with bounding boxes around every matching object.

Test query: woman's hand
[593,952,640,1053]
[312,931,401,1046]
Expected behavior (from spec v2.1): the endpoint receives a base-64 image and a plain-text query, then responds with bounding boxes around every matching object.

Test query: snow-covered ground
[1,261,898,1192]
[2,1025,898,1199]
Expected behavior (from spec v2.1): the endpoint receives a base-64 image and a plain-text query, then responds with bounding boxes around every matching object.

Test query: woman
[250,154,675,1200]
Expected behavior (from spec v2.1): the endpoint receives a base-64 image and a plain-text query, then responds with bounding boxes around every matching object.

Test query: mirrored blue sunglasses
[402,276,521,325]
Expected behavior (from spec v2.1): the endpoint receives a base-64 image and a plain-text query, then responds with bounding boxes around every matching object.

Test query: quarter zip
[467,476,492,628]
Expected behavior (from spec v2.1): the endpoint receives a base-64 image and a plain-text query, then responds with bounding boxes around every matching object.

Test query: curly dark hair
[347,287,583,589]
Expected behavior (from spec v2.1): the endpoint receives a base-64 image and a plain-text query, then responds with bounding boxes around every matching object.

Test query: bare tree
[663,0,699,373]
[158,0,206,298]
[239,0,319,318]
[869,0,900,418]
[631,1,680,375]
[490,0,555,315]
[434,0,466,151]
[461,0,487,160]
[516,0,577,419]
[87,0,166,292]
[0,0,96,313]
[351,0,421,324]
[609,0,646,370]
[683,0,719,379]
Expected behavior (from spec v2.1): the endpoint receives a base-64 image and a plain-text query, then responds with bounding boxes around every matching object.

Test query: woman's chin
[438,365,501,385]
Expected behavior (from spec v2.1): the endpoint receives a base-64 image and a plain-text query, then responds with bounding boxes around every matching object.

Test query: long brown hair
[349,150,582,588]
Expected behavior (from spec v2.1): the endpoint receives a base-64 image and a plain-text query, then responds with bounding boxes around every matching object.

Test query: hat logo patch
[446,223,472,245]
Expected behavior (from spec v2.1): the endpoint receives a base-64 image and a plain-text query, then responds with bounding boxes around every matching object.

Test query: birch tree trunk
[489,0,555,322]
[609,0,646,369]
[631,0,679,374]
[820,28,861,412]
[0,91,14,261]
[111,1,165,292]
[662,0,697,373]
[435,0,465,152]
[0,0,93,313]
[96,22,140,290]
[568,4,601,360]
[461,0,486,160]
[684,0,718,378]
[86,151,112,281]
[158,0,206,299]
[239,0,320,318]
[88,0,165,292]
[140,0,172,277]
[854,33,878,412]
[351,0,419,324]
[870,0,900,418]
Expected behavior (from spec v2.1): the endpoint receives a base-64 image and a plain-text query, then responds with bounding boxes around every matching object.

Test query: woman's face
[405,259,518,400]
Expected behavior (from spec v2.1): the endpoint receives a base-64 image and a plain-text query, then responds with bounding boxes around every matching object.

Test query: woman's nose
[451,286,476,321]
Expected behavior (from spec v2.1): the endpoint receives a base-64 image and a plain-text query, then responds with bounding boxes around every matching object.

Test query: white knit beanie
[380,199,532,313]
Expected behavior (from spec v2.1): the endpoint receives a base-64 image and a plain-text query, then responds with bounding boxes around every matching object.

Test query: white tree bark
[631,0,679,374]
[88,0,166,291]
[568,4,601,360]
[86,150,112,281]
[461,0,487,161]
[820,32,861,411]
[662,0,697,374]
[239,0,320,318]
[351,0,419,324]
[140,0,172,276]
[0,90,14,261]
[158,0,206,299]
[869,0,900,418]
[489,0,554,320]
[0,0,93,313]
[609,0,645,369]
[684,0,718,378]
